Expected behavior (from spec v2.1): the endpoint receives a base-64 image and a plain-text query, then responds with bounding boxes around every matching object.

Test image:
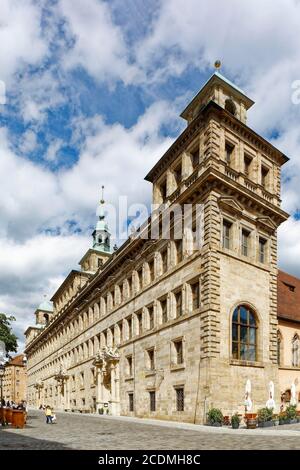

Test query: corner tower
[145,69,289,417]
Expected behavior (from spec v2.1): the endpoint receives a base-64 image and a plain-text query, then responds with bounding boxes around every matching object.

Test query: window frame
[232,305,258,362]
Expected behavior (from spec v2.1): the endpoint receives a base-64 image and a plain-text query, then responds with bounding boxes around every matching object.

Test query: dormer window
[225,142,234,166]
[225,99,236,116]
[283,282,295,292]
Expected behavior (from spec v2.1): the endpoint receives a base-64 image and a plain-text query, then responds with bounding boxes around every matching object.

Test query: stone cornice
[145,100,289,183]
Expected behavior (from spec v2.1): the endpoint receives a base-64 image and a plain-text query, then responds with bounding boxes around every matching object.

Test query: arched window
[232,305,257,361]
[225,99,236,116]
[292,334,299,367]
[277,330,283,366]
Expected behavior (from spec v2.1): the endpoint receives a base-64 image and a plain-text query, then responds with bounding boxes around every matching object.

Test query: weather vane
[214,60,221,71]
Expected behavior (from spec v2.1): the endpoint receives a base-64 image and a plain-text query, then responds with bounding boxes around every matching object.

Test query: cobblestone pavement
[0,410,300,450]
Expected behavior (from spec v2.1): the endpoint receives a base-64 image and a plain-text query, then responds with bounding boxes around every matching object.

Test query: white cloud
[0,0,47,85]
[58,0,143,84]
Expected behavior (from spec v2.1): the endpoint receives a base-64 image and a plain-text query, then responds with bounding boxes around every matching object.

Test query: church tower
[79,187,112,273]
[145,66,289,416]
[92,186,111,253]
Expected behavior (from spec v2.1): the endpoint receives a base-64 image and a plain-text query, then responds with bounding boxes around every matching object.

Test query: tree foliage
[0,313,18,355]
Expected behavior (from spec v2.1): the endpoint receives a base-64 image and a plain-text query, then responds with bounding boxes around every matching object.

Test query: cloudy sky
[1,0,300,352]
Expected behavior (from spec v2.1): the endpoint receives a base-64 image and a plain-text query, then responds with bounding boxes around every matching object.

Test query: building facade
[277,270,300,402]
[25,72,296,422]
[2,354,27,404]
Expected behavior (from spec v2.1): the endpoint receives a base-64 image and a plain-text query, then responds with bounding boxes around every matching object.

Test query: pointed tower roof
[180,70,254,122]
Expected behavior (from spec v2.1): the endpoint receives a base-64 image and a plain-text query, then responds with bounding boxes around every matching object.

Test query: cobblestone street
[0,410,300,450]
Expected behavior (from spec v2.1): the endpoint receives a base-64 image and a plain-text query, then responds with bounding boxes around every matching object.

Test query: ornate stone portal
[93,347,120,415]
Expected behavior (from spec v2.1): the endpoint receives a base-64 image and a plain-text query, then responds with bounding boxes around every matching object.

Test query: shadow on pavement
[0,427,72,450]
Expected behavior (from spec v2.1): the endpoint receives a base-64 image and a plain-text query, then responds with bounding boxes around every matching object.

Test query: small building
[277,270,300,402]
[2,354,27,404]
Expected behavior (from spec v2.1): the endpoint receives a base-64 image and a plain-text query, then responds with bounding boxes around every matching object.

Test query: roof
[50,270,91,302]
[37,299,53,312]
[278,270,300,323]
[180,71,255,120]
[6,354,24,367]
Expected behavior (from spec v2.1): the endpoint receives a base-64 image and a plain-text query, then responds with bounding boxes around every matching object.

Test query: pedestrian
[45,405,53,424]
[52,413,57,424]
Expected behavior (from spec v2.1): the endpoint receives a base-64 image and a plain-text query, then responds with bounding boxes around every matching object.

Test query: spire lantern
[92,186,111,253]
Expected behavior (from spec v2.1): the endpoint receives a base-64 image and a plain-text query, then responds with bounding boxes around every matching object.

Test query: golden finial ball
[214,60,221,70]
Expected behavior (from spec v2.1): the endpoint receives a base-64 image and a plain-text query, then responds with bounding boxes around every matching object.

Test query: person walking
[45,405,53,424]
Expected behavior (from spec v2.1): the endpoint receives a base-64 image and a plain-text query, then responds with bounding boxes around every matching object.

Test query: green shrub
[257,407,273,423]
[207,408,223,424]
[286,405,297,420]
[231,413,241,427]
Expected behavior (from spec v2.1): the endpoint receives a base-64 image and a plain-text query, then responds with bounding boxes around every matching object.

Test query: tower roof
[37,299,53,312]
[180,71,254,121]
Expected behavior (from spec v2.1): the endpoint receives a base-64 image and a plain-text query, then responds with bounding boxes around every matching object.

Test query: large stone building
[2,354,27,404]
[25,71,298,422]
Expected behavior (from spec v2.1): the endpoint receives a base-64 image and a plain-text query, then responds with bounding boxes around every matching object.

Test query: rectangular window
[148,305,154,329]
[127,316,132,340]
[242,229,250,257]
[149,391,156,412]
[137,269,143,290]
[244,154,252,178]
[137,312,143,335]
[261,166,269,189]
[126,356,133,376]
[259,238,267,263]
[191,147,199,169]
[175,239,183,263]
[160,180,167,202]
[222,220,232,249]
[147,348,155,370]
[174,340,183,364]
[161,250,168,273]
[128,393,134,412]
[174,163,182,186]
[225,142,234,165]
[161,299,168,323]
[149,259,154,282]
[191,282,200,310]
[176,387,184,412]
[175,291,182,318]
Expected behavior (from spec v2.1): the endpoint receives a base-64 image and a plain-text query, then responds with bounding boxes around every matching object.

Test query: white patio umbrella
[266,381,275,410]
[291,383,297,406]
[245,379,252,411]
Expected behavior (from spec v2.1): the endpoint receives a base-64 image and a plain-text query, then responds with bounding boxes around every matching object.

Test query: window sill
[170,363,185,372]
[125,375,134,382]
[230,359,264,368]
[145,370,156,377]
[278,365,300,371]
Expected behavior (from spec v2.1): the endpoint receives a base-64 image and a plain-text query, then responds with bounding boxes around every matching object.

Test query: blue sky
[1,0,300,350]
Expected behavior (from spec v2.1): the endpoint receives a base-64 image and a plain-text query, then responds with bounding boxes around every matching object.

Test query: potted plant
[279,411,288,425]
[257,407,274,427]
[285,404,297,424]
[98,407,104,415]
[272,414,279,426]
[207,408,223,427]
[231,413,241,429]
